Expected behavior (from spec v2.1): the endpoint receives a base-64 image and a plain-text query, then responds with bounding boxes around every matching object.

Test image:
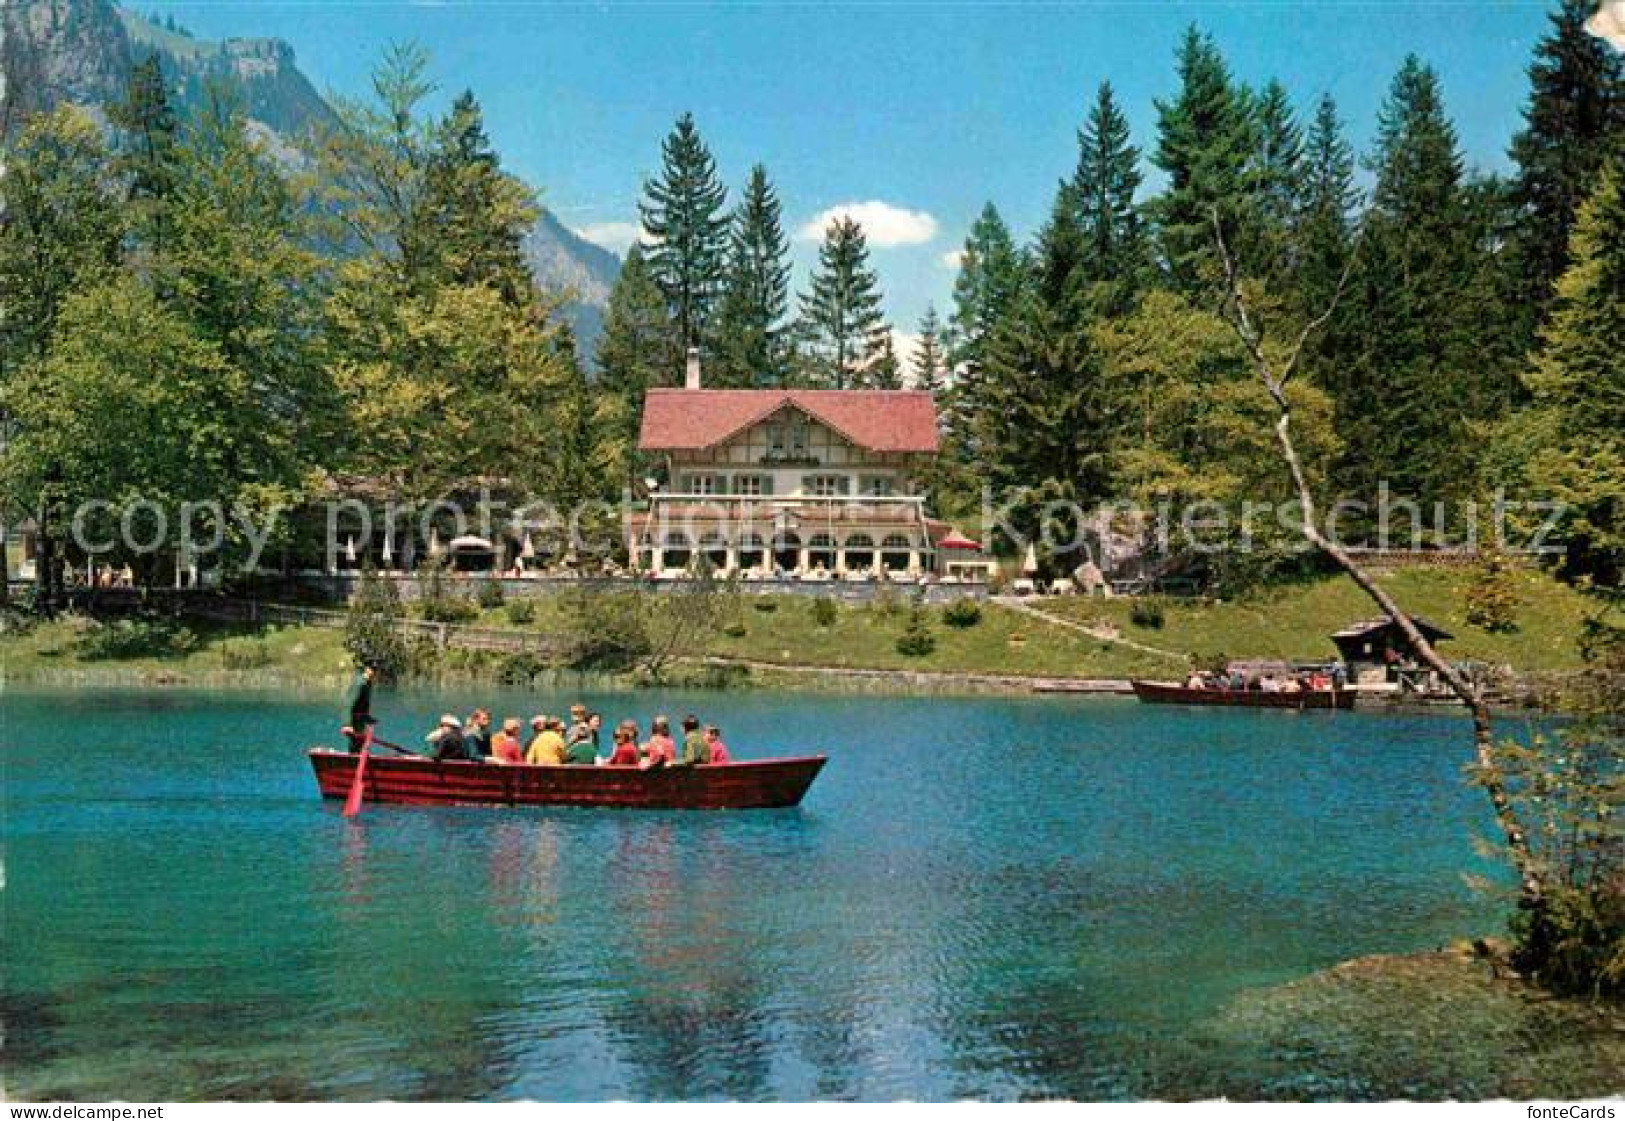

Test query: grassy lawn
[1037,566,1598,671]
[0,615,353,684]
[472,593,1177,679]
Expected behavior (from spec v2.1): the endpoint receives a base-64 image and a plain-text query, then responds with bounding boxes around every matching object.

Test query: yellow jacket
[526,730,566,765]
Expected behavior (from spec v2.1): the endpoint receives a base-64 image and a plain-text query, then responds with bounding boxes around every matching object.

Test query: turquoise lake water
[1,684,1548,1100]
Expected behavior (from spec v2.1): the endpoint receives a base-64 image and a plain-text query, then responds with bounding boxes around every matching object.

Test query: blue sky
[150,1,1560,335]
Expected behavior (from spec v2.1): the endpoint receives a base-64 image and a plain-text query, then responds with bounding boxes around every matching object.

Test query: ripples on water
[1,684,1604,1100]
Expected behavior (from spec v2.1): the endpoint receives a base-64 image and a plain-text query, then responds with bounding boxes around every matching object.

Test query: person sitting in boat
[427,714,470,761]
[464,709,493,760]
[678,715,710,767]
[587,712,604,752]
[644,717,677,767]
[704,725,730,765]
[606,722,642,766]
[526,716,567,766]
[566,704,591,748]
[1279,677,1302,694]
[564,725,598,766]
[1185,670,1206,689]
[491,718,525,764]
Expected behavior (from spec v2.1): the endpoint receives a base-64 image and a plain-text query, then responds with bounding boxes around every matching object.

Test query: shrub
[810,596,838,627]
[505,599,537,626]
[1485,614,1622,998]
[498,652,546,685]
[560,588,651,670]
[723,622,747,638]
[477,578,506,609]
[753,598,778,613]
[942,597,982,628]
[895,600,936,657]
[345,567,409,679]
[418,561,479,624]
[221,639,273,670]
[76,617,199,660]
[870,583,904,619]
[1129,597,1167,630]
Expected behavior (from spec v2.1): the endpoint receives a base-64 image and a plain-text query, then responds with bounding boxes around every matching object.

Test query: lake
[0,684,1601,1100]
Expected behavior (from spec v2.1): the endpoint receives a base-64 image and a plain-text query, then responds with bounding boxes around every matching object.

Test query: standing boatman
[344,664,377,753]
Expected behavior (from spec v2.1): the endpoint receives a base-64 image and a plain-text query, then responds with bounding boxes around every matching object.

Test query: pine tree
[1509,0,1625,333]
[949,202,1025,374]
[596,245,679,484]
[1151,25,1257,292]
[404,90,538,308]
[1251,79,1305,279]
[1338,56,1491,507]
[108,53,178,260]
[946,202,1026,466]
[711,164,790,386]
[910,304,950,392]
[1295,93,1361,393]
[1072,81,1147,305]
[972,186,1114,550]
[638,112,729,351]
[797,216,889,389]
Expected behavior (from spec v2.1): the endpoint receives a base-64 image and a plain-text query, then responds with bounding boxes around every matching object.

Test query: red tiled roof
[638,389,940,453]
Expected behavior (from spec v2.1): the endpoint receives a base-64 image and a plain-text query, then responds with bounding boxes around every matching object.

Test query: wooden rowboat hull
[309,749,826,811]
[1130,680,1355,710]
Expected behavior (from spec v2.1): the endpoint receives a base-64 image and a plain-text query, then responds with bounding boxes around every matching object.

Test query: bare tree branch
[1208,208,1546,905]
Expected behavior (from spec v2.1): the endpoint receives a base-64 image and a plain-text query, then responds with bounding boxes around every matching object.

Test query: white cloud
[796,200,939,248]
[571,221,642,254]
[939,248,965,270]
[1589,0,1625,49]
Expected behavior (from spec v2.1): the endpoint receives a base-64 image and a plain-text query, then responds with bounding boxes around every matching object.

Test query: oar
[342,726,374,818]
[370,736,421,757]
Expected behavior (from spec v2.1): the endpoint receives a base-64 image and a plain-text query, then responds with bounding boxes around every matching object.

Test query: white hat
[440,714,462,729]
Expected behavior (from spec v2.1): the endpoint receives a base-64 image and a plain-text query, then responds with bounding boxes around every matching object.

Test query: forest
[0,2,1621,593]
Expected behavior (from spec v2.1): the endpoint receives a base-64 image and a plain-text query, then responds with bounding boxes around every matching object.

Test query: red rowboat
[309,749,827,811]
[1130,680,1356,710]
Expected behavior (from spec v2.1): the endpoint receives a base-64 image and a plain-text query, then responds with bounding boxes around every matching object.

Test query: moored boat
[309,748,827,810]
[1130,680,1355,710]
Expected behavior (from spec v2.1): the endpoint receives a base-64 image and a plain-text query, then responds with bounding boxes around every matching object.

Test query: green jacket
[680,729,711,766]
[564,739,597,765]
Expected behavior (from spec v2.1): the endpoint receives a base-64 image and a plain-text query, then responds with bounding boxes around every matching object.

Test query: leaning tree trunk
[1211,213,1546,907]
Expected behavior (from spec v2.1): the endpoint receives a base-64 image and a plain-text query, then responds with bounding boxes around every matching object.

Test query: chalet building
[631,351,968,580]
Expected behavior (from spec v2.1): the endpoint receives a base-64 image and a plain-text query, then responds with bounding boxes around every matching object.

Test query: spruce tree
[638,112,729,353]
[1151,25,1256,292]
[595,245,677,483]
[1521,165,1625,582]
[973,186,1114,550]
[949,202,1025,374]
[1509,0,1625,332]
[108,53,178,260]
[946,202,1026,467]
[1251,79,1305,279]
[1295,93,1360,392]
[1338,56,1491,507]
[797,216,889,389]
[1072,81,1147,308]
[404,90,537,309]
[711,164,791,386]
[910,304,950,392]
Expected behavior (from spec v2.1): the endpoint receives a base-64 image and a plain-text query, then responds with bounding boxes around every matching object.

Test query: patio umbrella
[1022,543,1039,575]
[344,536,357,563]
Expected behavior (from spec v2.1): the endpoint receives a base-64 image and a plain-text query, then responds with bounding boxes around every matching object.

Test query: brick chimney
[685,346,702,390]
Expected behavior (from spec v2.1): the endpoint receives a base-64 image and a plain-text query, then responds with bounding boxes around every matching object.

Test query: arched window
[807,533,837,571]
[843,533,876,573]
[661,531,692,572]
[880,533,913,572]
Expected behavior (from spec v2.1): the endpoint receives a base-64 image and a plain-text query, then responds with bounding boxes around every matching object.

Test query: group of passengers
[424,704,730,768]
[1183,663,1348,693]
